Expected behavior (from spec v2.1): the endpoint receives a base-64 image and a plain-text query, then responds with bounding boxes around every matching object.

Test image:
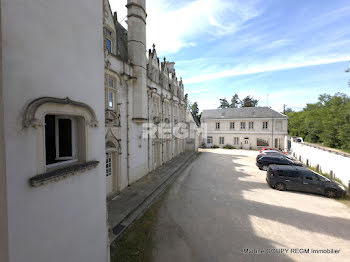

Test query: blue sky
[110,0,350,112]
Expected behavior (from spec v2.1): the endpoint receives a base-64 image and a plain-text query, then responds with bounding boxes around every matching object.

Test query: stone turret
[127,0,148,121]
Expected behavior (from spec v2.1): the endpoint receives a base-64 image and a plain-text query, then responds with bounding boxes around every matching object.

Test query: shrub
[211,145,220,148]
[223,144,235,149]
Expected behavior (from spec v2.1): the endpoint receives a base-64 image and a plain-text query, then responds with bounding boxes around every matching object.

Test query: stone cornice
[23,97,98,128]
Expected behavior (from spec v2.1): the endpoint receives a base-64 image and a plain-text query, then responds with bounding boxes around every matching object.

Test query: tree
[284,108,294,113]
[188,101,201,123]
[286,93,350,153]
[218,98,230,109]
[230,94,240,108]
[240,95,258,107]
[190,102,199,117]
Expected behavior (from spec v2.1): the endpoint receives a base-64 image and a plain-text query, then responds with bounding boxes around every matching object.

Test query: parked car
[266,165,347,198]
[256,152,294,161]
[256,155,302,170]
[260,148,287,154]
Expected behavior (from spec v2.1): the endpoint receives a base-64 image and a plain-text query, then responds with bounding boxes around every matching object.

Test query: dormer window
[106,39,112,53]
[108,78,114,88]
[106,75,117,110]
[104,28,113,53]
[108,92,115,109]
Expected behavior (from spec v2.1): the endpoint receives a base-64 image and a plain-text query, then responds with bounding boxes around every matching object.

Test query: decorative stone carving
[153,116,160,124]
[105,108,121,126]
[23,97,99,128]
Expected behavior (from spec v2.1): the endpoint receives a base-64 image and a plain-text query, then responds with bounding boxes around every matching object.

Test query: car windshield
[316,174,330,182]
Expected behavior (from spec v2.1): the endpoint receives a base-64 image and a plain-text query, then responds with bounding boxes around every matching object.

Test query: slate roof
[116,22,128,62]
[202,107,288,119]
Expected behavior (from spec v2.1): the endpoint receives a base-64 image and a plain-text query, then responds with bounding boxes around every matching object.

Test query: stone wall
[291,141,350,185]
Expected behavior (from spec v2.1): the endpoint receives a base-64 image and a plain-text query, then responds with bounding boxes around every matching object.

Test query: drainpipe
[122,62,136,187]
[147,91,150,171]
[147,87,157,171]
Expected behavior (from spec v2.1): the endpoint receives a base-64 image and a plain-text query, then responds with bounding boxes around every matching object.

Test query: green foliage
[223,144,235,149]
[218,98,230,109]
[230,94,240,108]
[211,145,220,148]
[287,93,350,153]
[188,101,201,123]
[241,95,259,107]
[218,94,258,108]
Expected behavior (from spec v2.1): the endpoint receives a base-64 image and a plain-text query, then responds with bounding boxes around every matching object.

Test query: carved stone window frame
[22,97,99,178]
[104,26,115,54]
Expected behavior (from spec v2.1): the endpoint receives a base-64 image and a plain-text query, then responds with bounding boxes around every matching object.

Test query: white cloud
[184,55,350,84]
[109,0,261,54]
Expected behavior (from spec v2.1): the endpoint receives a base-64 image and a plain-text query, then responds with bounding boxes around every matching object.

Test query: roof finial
[152,43,156,50]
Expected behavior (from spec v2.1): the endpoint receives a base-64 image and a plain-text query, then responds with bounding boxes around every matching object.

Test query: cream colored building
[202,107,288,150]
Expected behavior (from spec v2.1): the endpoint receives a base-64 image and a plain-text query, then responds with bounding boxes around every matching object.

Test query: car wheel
[262,165,268,171]
[325,189,337,198]
[275,183,286,191]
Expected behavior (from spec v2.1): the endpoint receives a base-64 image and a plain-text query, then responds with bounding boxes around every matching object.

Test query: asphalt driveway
[151,149,350,262]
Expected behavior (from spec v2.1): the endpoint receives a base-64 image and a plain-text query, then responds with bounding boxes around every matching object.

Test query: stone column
[127,0,148,121]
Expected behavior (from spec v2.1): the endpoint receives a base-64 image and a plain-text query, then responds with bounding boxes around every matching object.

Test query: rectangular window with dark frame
[45,115,77,166]
[257,138,269,147]
[106,38,112,53]
[216,122,220,129]
[207,136,213,144]
[219,137,224,144]
[230,122,235,129]
[263,121,268,129]
[58,119,72,158]
[108,91,114,109]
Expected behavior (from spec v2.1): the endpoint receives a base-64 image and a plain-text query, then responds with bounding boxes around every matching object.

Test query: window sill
[29,161,99,187]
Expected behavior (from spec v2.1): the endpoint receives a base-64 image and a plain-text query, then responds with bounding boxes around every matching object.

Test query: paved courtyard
[151,149,350,262]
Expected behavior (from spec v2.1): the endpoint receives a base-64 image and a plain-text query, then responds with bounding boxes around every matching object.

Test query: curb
[109,151,198,243]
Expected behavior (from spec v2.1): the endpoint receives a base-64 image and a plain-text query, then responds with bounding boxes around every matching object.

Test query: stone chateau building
[202,107,288,150]
[103,0,191,197]
[0,0,197,261]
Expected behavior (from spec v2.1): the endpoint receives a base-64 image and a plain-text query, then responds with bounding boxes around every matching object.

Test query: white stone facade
[103,0,190,198]
[0,0,107,261]
[0,0,195,261]
[202,108,288,150]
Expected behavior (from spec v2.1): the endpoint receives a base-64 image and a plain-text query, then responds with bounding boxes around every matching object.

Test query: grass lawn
[110,189,168,262]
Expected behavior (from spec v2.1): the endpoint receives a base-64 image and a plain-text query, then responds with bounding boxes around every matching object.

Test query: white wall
[2,0,107,261]
[291,141,350,185]
[0,1,9,259]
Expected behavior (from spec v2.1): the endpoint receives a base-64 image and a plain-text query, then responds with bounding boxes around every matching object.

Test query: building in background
[201,107,288,150]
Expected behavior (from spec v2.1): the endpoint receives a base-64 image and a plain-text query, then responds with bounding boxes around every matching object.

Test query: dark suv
[266,165,347,198]
[256,155,302,170]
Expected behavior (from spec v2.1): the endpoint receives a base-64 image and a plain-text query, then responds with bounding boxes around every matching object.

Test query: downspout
[147,86,157,171]
[147,91,150,171]
[122,62,135,187]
